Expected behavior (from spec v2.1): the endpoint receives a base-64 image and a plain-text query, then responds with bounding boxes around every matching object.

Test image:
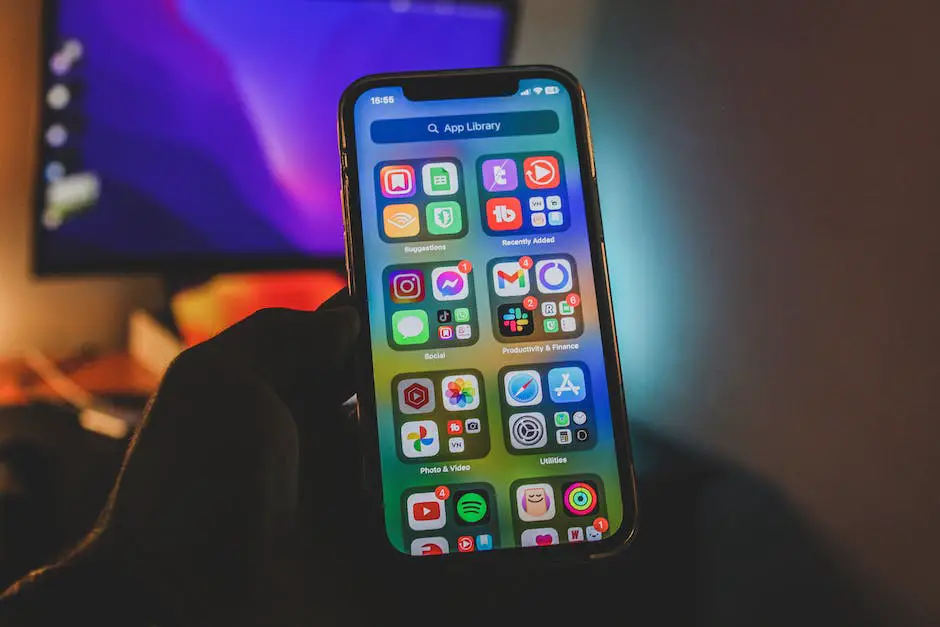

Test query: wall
[511,0,598,74]
[581,0,939,623]
[0,1,163,358]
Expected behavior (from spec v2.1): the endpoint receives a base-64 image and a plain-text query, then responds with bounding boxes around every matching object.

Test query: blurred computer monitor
[34,0,516,274]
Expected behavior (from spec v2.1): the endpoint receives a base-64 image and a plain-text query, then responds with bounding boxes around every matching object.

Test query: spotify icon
[455,490,490,525]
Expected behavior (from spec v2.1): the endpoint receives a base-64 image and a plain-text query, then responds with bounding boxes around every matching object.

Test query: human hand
[1,291,363,626]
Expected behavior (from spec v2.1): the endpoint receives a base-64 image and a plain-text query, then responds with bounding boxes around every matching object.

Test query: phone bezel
[339,66,638,565]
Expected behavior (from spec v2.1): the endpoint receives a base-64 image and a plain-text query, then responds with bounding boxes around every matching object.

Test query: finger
[207,305,360,407]
[317,287,353,311]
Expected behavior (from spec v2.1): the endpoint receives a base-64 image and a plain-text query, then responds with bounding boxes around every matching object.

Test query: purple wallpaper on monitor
[40,0,507,268]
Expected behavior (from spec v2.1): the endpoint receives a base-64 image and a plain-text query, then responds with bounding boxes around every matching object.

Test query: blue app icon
[476,533,493,551]
[504,369,542,407]
[547,366,587,403]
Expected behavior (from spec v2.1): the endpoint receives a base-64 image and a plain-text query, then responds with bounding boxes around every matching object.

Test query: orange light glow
[171,270,347,346]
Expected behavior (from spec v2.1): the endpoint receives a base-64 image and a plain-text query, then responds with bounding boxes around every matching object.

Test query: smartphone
[339,66,637,560]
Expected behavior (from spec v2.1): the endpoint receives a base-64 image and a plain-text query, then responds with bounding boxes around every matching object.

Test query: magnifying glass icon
[427,123,439,134]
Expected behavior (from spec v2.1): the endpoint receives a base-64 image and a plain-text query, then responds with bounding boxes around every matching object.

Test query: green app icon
[554,411,571,427]
[391,309,429,345]
[559,302,575,316]
[429,166,452,192]
[423,162,459,195]
[455,491,489,524]
[454,307,471,323]
[426,201,462,235]
[543,318,560,333]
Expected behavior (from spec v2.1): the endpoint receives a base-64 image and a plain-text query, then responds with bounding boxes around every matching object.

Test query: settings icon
[508,412,547,449]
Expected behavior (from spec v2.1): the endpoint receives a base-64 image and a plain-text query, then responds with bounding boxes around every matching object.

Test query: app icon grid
[510,475,609,547]
[383,261,479,351]
[402,482,500,555]
[476,152,571,235]
[486,254,585,344]
[356,85,627,555]
[498,362,597,456]
[392,369,490,463]
[375,158,468,243]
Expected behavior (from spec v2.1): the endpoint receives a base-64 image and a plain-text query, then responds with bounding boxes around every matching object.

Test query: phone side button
[581,88,597,180]
[340,184,350,228]
[344,229,353,288]
[341,193,351,286]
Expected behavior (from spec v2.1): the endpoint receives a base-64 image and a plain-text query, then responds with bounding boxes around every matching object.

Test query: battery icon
[545,85,560,95]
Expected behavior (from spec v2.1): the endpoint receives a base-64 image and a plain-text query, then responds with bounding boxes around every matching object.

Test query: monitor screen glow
[36,0,512,273]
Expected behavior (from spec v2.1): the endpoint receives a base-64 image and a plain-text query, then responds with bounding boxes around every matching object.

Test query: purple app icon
[481,159,518,192]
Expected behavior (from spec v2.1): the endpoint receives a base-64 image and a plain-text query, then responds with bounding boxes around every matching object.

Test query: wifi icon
[533,87,543,95]
[455,491,490,524]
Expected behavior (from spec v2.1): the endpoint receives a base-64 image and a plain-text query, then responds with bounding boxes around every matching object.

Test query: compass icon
[504,370,543,407]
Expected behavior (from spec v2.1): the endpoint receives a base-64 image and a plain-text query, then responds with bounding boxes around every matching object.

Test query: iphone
[339,66,637,560]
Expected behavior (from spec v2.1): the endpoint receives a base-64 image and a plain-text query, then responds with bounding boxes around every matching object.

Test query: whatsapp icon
[455,490,490,525]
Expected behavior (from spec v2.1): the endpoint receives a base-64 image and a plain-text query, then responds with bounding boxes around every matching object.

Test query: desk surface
[0,353,158,405]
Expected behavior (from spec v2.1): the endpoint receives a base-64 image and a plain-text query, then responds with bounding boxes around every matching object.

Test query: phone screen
[349,76,630,556]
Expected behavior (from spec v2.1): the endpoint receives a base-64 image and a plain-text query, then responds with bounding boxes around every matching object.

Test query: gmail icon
[492,261,530,297]
[380,164,416,198]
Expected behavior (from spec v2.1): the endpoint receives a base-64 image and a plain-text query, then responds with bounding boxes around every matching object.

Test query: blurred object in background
[34,0,516,274]
[127,270,347,376]
[0,353,158,407]
[170,270,347,346]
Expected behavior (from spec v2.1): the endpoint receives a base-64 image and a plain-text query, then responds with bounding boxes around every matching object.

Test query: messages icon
[391,310,429,346]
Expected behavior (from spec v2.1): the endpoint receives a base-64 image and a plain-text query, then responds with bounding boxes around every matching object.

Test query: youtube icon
[523,156,560,189]
[413,501,441,521]
[406,491,447,531]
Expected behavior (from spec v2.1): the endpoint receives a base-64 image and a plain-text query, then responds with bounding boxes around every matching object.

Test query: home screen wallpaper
[354,79,624,556]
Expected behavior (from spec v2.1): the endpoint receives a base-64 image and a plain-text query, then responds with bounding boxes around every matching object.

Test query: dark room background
[1,1,937,624]
[581,1,939,624]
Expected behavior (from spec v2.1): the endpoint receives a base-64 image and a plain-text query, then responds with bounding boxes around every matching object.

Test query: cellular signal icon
[533,87,543,95]
[519,88,531,96]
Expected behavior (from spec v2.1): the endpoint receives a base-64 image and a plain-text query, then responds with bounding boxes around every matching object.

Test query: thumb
[206,305,361,407]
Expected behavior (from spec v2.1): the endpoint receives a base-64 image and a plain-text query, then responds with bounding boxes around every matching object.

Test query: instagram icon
[389,270,425,304]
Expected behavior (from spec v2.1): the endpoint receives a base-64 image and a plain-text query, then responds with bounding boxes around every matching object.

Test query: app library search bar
[370,110,559,144]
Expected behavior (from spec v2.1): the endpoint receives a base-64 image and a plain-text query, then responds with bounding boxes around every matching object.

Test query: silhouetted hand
[0,291,362,627]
